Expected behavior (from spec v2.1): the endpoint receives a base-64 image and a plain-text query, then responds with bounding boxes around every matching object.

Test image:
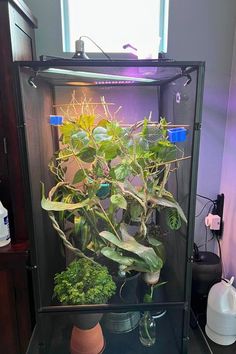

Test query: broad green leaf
[151,140,177,161]
[99,231,163,272]
[147,237,162,248]
[99,142,119,160]
[72,169,87,184]
[110,194,127,210]
[59,122,77,144]
[156,197,187,223]
[106,121,123,138]
[101,247,153,273]
[93,127,111,142]
[41,197,91,211]
[71,130,89,149]
[101,247,134,266]
[148,237,166,263]
[78,115,95,132]
[41,185,92,211]
[78,146,96,163]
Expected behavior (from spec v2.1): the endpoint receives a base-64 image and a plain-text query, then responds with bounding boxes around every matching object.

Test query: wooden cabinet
[0,242,33,354]
[0,1,37,353]
[0,0,37,241]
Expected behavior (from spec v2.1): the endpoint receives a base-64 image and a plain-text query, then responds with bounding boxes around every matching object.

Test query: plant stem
[98,201,121,240]
[143,311,153,342]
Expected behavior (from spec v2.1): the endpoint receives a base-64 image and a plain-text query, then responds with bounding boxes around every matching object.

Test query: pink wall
[220,28,236,280]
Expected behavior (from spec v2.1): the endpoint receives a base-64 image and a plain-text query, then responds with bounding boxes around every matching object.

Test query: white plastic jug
[205,277,236,345]
[0,201,11,247]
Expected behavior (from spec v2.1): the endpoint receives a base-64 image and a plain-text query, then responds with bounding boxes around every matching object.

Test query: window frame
[60,0,169,55]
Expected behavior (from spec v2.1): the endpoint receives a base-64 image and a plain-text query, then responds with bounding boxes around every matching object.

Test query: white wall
[220,27,236,280]
[24,0,64,58]
[25,0,236,252]
[167,0,236,250]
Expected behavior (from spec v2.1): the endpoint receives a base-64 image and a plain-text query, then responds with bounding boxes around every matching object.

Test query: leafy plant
[53,258,116,305]
[42,98,187,279]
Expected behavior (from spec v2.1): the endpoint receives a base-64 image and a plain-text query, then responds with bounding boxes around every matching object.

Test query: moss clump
[54,258,116,305]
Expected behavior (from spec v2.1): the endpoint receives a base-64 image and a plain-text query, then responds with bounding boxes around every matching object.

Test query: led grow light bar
[44,68,156,83]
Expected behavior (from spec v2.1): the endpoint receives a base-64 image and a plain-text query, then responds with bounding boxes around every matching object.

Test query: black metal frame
[14,59,205,354]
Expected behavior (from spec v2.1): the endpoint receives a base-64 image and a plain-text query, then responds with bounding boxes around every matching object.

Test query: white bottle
[0,201,11,247]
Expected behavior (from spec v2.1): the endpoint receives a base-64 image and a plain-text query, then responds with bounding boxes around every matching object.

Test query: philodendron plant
[42,109,187,282]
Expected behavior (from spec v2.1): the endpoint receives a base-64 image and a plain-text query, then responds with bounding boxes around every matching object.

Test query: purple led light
[95,80,135,85]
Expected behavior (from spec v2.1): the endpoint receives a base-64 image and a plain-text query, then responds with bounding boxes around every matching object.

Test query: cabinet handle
[3,137,7,154]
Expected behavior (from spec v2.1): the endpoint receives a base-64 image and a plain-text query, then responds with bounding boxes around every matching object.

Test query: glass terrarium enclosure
[14,59,205,354]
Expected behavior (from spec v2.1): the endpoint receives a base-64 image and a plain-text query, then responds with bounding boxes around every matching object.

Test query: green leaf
[78,115,95,132]
[74,216,91,250]
[99,231,163,272]
[110,194,127,210]
[166,208,181,230]
[101,247,154,273]
[41,185,92,211]
[93,127,112,142]
[106,121,123,138]
[72,169,87,184]
[148,237,166,263]
[129,201,143,221]
[71,131,89,149]
[153,281,167,289]
[41,197,91,211]
[59,122,77,144]
[114,164,131,181]
[157,197,187,223]
[78,147,96,163]
[101,247,134,266]
[141,117,149,139]
[151,140,177,161]
[99,142,119,160]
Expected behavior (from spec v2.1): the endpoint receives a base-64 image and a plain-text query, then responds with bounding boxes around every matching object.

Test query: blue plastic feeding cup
[49,115,63,126]
[167,128,187,143]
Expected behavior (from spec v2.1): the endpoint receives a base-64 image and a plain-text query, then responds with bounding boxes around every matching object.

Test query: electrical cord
[196,193,216,204]
[197,233,214,250]
[195,200,214,218]
[79,35,112,60]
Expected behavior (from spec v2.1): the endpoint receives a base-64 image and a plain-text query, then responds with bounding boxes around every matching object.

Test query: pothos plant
[42,102,187,282]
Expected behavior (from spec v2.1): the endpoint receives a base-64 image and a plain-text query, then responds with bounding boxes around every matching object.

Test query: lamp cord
[80,35,112,60]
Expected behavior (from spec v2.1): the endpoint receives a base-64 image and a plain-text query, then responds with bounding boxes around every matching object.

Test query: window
[61,0,169,58]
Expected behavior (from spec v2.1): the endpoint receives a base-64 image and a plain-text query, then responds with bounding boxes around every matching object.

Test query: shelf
[27,308,214,354]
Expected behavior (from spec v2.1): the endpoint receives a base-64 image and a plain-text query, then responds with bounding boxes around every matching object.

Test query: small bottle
[0,201,11,247]
[139,311,156,347]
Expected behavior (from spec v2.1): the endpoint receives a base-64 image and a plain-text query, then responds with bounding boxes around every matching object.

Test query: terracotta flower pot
[70,322,105,354]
